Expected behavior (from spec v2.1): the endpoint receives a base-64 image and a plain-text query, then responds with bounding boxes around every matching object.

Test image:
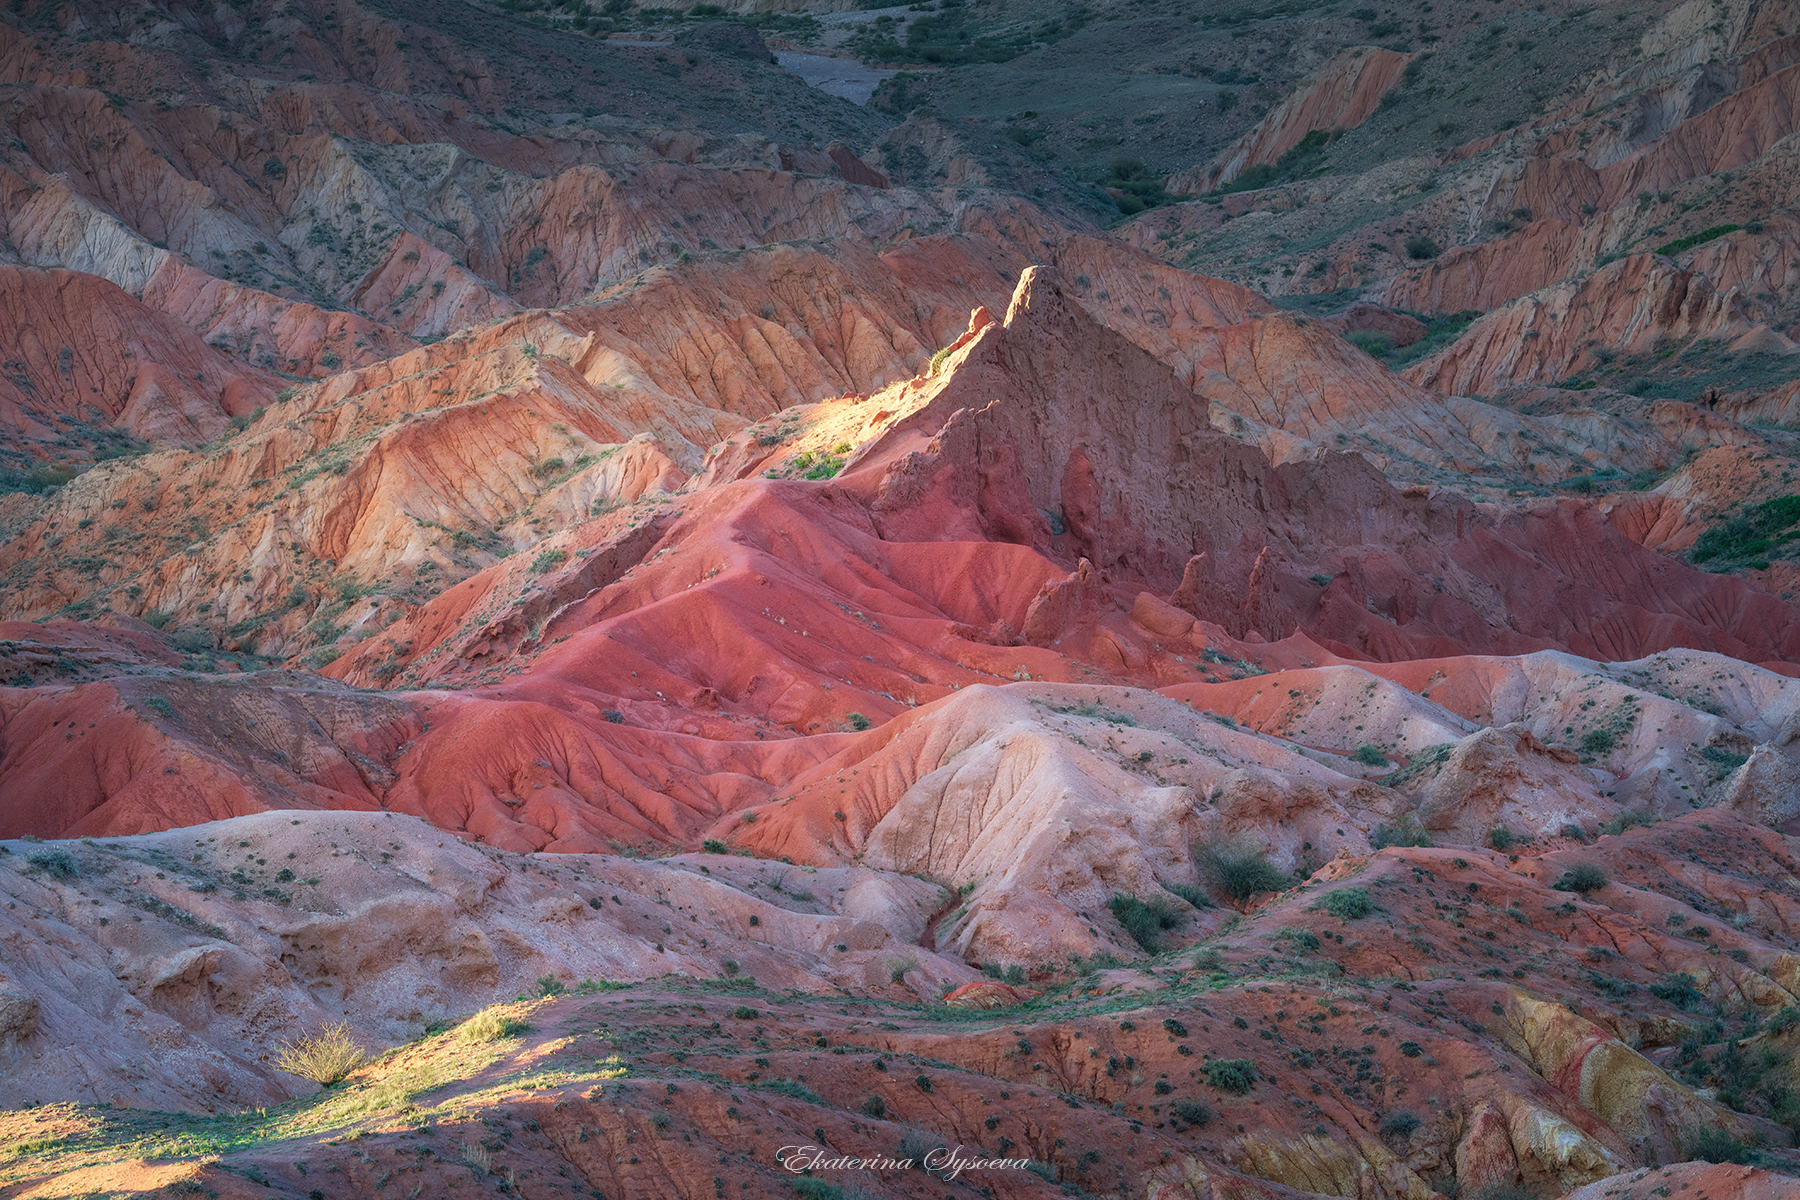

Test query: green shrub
[1553,863,1607,894]
[1346,331,1394,359]
[1700,745,1749,777]
[1656,224,1740,257]
[1162,881,1211,909]
[859,1094,886,1118]
[1193,838,1288,901]
[1171,1099,1212,1127]
[1204,1058,1257,1094]
[1650,973,1705,1011]
[1489,827,1515,850]
[1351,744,1388,767]
[1314,887,1373,921]
[1380,1111,1421,1138]
[530,548,567,573]
[144,695,175,719]
[25,849,78,880]
[1371,814,1433,848]
[1579,727,1617,754]
[791,1178,845,1200]
[846,712,871,731]
[535,975,565,998]
[761,1078,823,1104]
[702,839,728,854]
[1403,234,1440,259]
[1683,1126,1756,1164]
[1110,893,1188,952]
[1600,810,1657,836]
[732,1005,761,1019]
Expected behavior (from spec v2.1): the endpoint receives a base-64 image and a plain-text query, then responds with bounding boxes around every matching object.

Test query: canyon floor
[4,0,1800,1197]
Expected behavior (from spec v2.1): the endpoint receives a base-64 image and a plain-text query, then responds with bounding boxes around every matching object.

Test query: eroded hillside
[2,0,1800,1198]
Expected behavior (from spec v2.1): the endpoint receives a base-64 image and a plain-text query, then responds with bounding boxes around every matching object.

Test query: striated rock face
[1167,48,1412,196]
[8,1,1800,1195]
[1404,254,1759,398]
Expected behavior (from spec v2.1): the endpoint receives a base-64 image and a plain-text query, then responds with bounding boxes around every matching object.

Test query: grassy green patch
[1211,127,1341,196]
[1656,225,1740,257]
[1689,495,1800,570]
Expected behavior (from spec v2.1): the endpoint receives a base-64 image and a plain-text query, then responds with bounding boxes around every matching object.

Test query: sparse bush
[1579,727,1617,754]
[535,975,565,998]
[1204,1058,1257,1094]
[859,1094,886,1118]
[144,695,175,719]
[732,1005,761,1019]
[531,548,567,573]
[721,960,740,977]
[602,709,625,724]
[1371,814,1433,849]
[1683,1126,1757,1164]
[703,839,729,854]
[1314,887,1373,921]
[884,953,918,983]
[460,1005,532,1042]
[274,1021,366,1085]
[1193,838,1288,902]
[1554,863,1607,894]
[791,1178,845,1200]
[1171,1099,1212,1127]
[25,848,78,880]
[1489,827,1515,851]
[899,1127,942,1164]
[1404,234,1440,260]
[1600,810,1657,836]
[762,1078,822,1103]
[1162,881,1211,909]
[1380,1111,1422,1138]
[1650,973,1706,1011]
[461,1141,493,1176]
[1110,893,1188,953]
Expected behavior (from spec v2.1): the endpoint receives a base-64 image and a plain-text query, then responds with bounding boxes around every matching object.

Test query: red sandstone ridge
[0,267,275,447]
[2,2,1800,1196]
[1166,48,1411,196]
